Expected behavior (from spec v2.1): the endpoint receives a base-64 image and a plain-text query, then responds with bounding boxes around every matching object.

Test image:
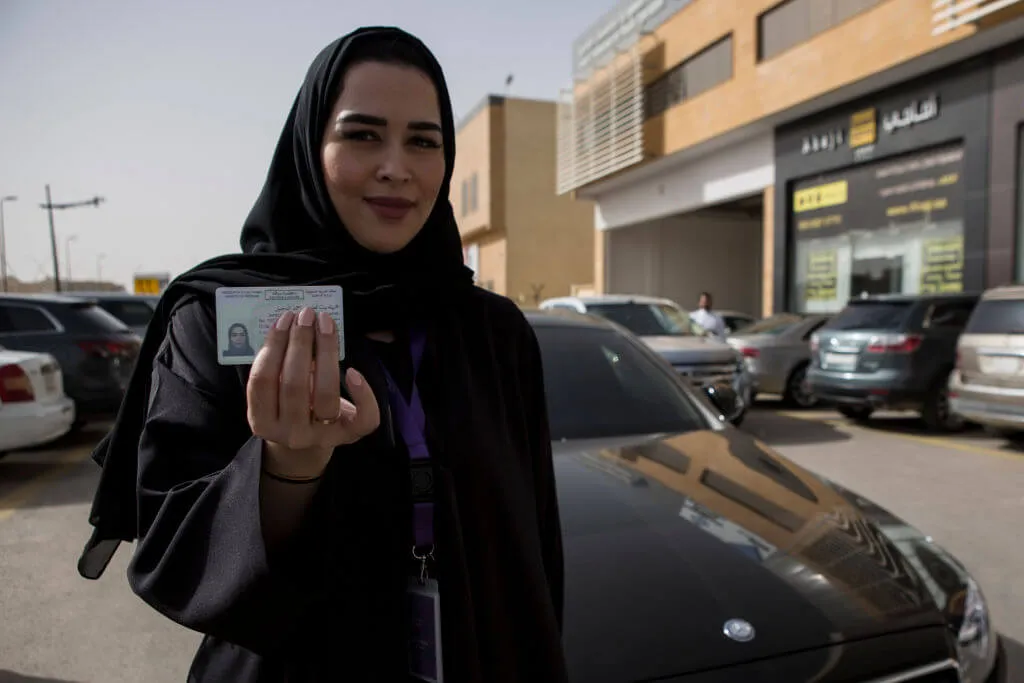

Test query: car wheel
[783,363,817,409]
[922,373,965,433]
[729,408,746,428]
[838,405,873,422]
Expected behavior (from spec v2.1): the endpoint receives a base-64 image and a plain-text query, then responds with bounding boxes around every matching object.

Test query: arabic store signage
[791,144,965,239]
[800,94,940,156]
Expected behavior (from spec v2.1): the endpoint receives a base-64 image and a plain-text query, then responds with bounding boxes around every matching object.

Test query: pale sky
[0,0,600,290]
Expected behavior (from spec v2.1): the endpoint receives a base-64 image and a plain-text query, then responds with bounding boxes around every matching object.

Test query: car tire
[730,408,746,428]
[922,372,965,433]
[783,363,817,409]
[838,405,874,422]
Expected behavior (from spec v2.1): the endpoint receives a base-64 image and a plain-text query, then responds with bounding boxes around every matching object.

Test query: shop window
[789,144,967,313]
[758,0,884,62]
[645,35,733,120]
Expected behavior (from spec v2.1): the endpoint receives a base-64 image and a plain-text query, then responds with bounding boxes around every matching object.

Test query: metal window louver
[556,45,645,195]
[932,0,1024,35]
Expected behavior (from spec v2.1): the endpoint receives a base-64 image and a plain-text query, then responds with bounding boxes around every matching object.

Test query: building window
[645,34,733,120]
[758,0,883,62]
[790,145,967,313]
[1017,124,1024,280]
[461,179,469,217]
[470,173,479,212]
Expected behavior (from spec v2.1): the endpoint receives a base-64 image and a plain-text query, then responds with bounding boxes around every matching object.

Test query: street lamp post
[40,185,104,293]
[96,253,106,282]
[0,195,16,293]
[65,235,78,291]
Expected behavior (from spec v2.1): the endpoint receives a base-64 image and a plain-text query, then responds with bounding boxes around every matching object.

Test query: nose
[376,141,412,183]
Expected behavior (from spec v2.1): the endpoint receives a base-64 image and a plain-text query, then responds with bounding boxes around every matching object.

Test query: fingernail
[275,311,295,330]
[347,367,363,387]
[297,307,315,327]
[318,312,334,334]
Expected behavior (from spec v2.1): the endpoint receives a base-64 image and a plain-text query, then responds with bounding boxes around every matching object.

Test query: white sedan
[0,347,76,455]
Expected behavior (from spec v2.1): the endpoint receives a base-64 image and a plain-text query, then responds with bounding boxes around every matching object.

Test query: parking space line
[775,410,1024,462]
[0,446,93,523]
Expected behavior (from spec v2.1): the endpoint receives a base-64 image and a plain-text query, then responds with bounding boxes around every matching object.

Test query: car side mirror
[703,382,741,422]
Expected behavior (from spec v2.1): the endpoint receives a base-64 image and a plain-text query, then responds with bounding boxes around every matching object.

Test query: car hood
[726,333,780,349]
[555,429,970,683]
[640,335,738,365]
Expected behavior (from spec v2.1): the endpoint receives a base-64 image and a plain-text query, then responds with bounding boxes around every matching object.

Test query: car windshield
[585,302,695,337]
[533,324,707,441]
[737,313,804,336]
[965,299,1024,335]
[823,301,911,331]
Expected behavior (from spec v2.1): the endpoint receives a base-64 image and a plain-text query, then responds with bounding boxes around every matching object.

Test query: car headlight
[957,577,998,683]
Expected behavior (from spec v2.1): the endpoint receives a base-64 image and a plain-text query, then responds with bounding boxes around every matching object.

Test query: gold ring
[310,399,344,425]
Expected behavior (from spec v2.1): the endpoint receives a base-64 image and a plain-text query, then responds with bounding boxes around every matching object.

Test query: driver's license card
[214,285,344,365]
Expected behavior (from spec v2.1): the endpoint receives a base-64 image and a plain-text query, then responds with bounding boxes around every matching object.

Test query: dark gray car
[67,291,160,338]
[0,294,141,424]
[807,294,979,431]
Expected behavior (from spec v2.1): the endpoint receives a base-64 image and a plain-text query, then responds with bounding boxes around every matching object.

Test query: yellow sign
[134,278,163,295]
[797,213,843,232]
[920,236,964,294]
[806,250,838,301]
[849,108,877,148]
[794,180,848,213]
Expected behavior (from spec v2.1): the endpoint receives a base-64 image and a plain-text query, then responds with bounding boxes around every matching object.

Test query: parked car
[539,294,751,425]
[0,346,76,455]
[950,284,1024,438]
[808,293,979,431]
[728,313,831,407]
[67,291,160,338]
[528,310,1002,683]
[0,294,142,425]
[716,309,757,335]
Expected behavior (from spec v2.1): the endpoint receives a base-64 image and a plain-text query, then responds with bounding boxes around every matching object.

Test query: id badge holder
[408,578,443,682]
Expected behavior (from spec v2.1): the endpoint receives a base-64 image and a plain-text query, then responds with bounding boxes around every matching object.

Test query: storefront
[773,57,993,314]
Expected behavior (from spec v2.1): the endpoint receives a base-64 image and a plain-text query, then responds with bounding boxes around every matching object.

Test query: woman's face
[229,325,248,349]
[321,61,446,254]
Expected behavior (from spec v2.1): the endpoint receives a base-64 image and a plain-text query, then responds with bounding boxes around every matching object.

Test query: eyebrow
[337,111,442,133]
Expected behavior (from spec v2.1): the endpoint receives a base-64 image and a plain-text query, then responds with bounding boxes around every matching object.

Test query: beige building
[452,96,594,307]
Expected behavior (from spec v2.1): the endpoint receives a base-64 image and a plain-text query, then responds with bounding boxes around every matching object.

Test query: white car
[0,346,76,455]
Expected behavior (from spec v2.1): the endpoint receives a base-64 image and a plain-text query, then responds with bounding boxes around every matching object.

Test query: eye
[341,129,380,142]
[409,135,442,149]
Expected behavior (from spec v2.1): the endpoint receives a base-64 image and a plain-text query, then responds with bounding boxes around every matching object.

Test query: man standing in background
[690,291,727,338]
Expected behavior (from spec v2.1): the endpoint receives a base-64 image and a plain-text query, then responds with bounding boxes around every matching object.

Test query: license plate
[823,352,858,371]
[980,355,1020,375]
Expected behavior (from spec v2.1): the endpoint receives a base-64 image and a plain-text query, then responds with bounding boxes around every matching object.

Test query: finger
[311,312,343,421]
[279,307,316,428]
[334,367,380,442]
[247,310,294,432]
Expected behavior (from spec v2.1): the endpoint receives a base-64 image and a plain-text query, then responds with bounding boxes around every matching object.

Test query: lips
[364,196,415,221]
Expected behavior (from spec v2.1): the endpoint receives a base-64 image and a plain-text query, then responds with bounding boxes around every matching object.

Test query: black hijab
[78,26,474,579]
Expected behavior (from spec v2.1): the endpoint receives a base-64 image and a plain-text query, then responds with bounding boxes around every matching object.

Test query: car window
[923,300,975,330]
[964,299,1024,335]
[0,304,58,333]
[99,300,155,327]
[534,325,706,441]
[823,301,912,331]
[52,302,131,334]
[586,303,694,337]
[737,314,803,336]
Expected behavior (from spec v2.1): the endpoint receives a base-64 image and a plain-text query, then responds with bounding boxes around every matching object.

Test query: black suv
[0,294,141,424]
[806,293,979,431]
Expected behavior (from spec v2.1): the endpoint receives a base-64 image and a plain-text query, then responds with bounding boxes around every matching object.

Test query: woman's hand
[246,307,380,478]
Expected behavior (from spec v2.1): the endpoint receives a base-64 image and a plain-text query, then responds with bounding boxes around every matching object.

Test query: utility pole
[0,195,16,292]
[40,185,104,293]
[65,235,78,290]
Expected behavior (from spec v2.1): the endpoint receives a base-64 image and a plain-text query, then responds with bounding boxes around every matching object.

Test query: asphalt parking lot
[0,405,1022,682]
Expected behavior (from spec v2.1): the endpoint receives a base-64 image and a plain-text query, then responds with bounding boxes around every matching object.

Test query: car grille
[864,659,959,682]
[673,363,736,384]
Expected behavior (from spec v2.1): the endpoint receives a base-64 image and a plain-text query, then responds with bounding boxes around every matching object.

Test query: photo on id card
[214,285,344,365]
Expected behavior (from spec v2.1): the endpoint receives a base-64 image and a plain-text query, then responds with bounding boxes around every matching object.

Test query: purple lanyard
[377,332,435,562]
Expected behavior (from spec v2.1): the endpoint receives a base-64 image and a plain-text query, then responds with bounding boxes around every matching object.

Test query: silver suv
[539,294,750,425]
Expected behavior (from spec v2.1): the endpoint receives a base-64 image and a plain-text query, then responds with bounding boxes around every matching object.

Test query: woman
[223,322,255,357]
[79,27,567,683]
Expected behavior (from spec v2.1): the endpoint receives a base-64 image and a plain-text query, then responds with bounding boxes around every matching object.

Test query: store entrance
[851,255,904,297]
